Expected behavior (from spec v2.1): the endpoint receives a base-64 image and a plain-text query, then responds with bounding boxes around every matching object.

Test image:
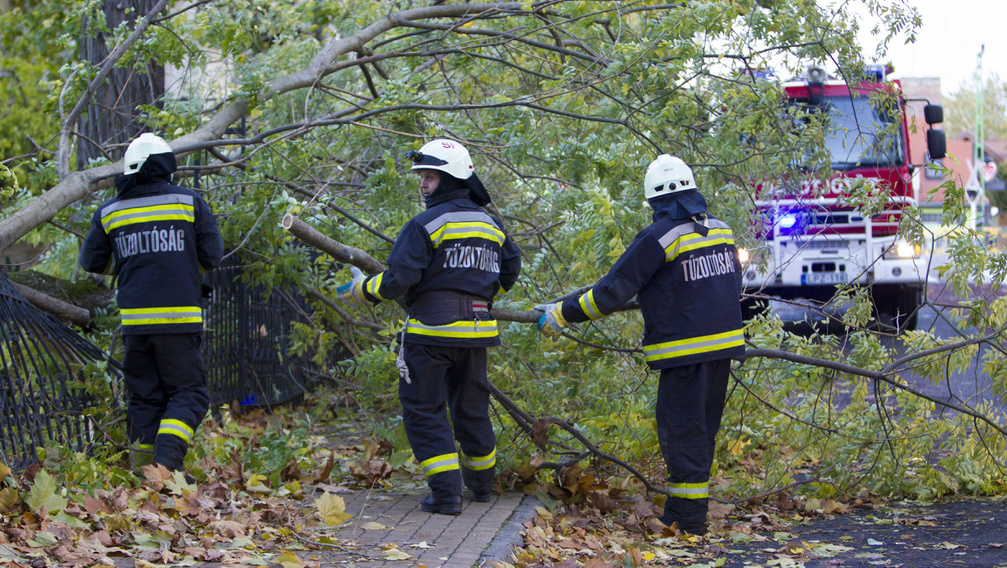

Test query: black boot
[463,467,493,503]
[420,493,462,515]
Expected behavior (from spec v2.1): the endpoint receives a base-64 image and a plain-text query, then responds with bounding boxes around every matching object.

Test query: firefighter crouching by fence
[79,133,224,482]
[337,139,521,515]
[535,155,745,535]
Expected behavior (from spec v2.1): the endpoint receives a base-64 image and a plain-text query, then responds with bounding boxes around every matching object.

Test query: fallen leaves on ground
[494,467,870,568]
[0,407,419,567]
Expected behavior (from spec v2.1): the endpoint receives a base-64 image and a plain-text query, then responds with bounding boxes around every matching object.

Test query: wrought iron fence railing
[0,258,319,470]
[0,271,117,471]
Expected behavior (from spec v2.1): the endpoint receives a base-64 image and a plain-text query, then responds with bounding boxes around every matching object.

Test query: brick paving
[298,490,535,568]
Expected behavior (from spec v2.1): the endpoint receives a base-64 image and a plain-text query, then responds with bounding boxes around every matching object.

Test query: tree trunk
[76,0,165,169]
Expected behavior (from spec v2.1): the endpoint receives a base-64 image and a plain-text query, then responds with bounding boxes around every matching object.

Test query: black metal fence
[0,272,115,471]
[202,258,312,409]
[0,259,318,470]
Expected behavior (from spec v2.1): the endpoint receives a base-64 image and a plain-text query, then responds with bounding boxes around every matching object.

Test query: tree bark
[11,283,90,327]
[77,0,165,170]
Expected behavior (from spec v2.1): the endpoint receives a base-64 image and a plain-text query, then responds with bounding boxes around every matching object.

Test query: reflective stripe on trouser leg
[143,333,210,471]
[400,342,464,497]
[445,346,496,492]
[656,359,730,531]
[461,449,496,494]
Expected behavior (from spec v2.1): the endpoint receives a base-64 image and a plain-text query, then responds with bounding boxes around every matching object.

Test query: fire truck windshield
[792,95,905,171]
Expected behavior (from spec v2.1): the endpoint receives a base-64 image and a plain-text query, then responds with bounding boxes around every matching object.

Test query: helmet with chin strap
[644,154,696,200]
[405,139,474,180]
[123,133,173,175]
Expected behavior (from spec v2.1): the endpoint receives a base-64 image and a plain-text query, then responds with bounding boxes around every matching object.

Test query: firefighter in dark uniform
[79,133,224,480]
[536,155,744,535]
[337,139,521,515]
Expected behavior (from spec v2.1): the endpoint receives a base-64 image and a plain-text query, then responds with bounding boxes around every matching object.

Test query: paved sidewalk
[300,491,536,567]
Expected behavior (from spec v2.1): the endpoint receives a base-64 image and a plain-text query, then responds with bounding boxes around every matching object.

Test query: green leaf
[25,471,67,514]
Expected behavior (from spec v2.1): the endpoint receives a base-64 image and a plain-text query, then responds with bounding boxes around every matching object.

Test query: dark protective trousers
[400,342,496,498]
[123,333,209,471]
[656,358,731,534]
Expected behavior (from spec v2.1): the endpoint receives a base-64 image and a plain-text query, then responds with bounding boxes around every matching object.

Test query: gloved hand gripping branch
[336,266,367,304]
[535,303,567,340]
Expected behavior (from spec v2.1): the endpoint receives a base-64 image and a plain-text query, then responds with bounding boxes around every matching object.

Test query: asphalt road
[891,281,1007,422]
[766,255,1007,421]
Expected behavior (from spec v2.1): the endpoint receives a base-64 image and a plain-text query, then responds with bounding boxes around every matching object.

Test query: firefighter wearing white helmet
[535,154,744,535]
[336,138,521,515]
[123,132,174,175]
[79,132,223,483]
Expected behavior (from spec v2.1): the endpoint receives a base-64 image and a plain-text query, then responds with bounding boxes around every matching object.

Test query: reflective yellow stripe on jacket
[405,318,499,339]
[423,211,505,249]
[101,194,195,233]
[660,222,735,263]
[120,306,203,326]
[577,289,604,320]
[365,272,388,301]
[643,329,745,364]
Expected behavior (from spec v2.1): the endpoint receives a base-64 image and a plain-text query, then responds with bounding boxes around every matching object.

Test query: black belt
[409,291,491,325]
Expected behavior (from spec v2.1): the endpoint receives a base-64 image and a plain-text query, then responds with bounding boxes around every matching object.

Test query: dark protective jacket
[78,153,224,335]
[358,185,521,347]
[558,190,744,369]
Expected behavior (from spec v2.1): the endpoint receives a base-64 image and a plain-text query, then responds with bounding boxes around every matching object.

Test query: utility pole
[969,45,986,230]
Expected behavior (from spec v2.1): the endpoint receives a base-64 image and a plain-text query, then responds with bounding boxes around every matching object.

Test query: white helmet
[406,139,474,180]
[644,155,696,200]
[123,133,173,175]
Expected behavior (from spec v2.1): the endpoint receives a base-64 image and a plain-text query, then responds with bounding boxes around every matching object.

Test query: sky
[857,0,1007,96]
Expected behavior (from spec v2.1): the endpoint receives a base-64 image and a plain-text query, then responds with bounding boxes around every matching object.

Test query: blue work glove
[336,266,366,304]
[535,303,567,340]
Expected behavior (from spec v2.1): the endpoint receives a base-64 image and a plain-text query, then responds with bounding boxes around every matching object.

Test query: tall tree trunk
[76,0,164,169]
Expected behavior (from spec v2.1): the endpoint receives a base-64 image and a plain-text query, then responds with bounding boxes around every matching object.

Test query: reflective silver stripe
[659,223,735,262]
[578,289,603,320]
[120,306,203,325]
[158,419,195,443]
[100,194,195,219]
[460,449,496,471]
[405,318,499,339]
[423,211,499,234]
[667,482,709,499]
[100,194,196,232]
[643,329,745,362]
[420,453,460,477]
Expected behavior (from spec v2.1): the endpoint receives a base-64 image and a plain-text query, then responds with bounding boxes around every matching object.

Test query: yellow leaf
[274,551,306,568]
[362,521,389,531]
[382,545,413,561]
[315,492,352,527]
[728,437,749,456]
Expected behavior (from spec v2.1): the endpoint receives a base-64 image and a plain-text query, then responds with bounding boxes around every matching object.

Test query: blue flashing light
[865,64,886,82]
[777,213,798,229]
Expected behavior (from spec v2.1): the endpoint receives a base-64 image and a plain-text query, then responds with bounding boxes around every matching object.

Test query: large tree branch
[10,283,90,327]
[0,3,522,254]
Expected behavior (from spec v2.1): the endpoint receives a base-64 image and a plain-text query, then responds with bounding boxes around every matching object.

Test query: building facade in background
[901,77,1006,252]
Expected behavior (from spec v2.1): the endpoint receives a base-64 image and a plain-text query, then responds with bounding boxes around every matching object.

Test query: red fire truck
[740,65,946,332]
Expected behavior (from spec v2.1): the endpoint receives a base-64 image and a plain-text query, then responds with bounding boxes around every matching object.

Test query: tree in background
[76,0,165,169]
[942,74,1007,138]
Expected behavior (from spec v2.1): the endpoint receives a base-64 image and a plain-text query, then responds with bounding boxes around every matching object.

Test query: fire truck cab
[740,64,946,332]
